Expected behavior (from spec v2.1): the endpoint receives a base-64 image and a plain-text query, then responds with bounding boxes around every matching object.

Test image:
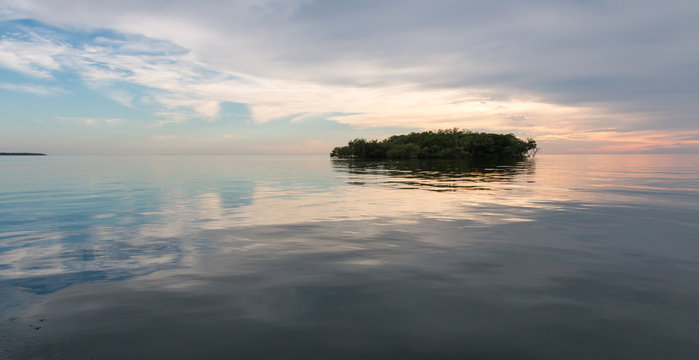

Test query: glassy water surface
[1,155,698,359]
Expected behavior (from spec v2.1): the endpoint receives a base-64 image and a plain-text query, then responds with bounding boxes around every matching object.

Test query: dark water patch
[10,203,699,358]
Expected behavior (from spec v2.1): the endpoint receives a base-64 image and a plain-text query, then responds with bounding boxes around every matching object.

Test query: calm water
[1,155,698,359]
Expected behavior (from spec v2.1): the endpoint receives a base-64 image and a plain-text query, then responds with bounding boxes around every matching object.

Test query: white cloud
[1,0,697,152]
[0,36,63,78]
[57,117,125,126]
[0,27,613,136]
[0,82,63,95]
[105,90,136,107]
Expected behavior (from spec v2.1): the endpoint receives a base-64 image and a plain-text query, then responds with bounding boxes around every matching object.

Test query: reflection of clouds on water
[0,225,185,293]
[226,159,548,227]
[2,155,697,296]
[19,205,699,359]
[0,157,550,294]
[0,175,256,293]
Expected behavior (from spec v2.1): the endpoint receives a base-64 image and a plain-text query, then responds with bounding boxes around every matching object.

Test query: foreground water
[1,154,698,359]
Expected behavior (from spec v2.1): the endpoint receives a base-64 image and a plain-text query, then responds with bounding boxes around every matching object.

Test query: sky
[0,0,698,155]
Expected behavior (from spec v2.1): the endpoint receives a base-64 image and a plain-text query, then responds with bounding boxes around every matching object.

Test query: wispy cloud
[0,20,614,135]
[0,35,63,78]
[57,117,125,126]
[0,82,64,95]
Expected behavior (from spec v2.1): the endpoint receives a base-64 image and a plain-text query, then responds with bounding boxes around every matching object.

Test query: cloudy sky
[1,0,697,154]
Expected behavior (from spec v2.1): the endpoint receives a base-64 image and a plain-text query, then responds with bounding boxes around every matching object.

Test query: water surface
[1,155,698,359]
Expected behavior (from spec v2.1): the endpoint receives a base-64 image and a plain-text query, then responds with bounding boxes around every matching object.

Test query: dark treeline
[0,152,46,156]
[330,129,537,161]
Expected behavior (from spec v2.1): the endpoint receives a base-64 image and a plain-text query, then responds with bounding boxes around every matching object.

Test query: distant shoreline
[0,152,46,156]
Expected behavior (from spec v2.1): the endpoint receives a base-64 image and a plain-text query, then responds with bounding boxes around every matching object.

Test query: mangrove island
[330,129,537,161]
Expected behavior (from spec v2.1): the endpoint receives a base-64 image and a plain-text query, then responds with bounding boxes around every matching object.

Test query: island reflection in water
[1,155,698,359]
[332,158,536,191]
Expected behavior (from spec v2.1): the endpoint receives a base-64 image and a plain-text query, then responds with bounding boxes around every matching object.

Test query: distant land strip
[0,152,46,156]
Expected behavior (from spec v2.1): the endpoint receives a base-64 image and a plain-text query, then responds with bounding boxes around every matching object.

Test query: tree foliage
[330,129,537,161]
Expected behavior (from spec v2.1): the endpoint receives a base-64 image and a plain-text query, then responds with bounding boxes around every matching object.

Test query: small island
[0,152,46,156]
[331,129,537,161]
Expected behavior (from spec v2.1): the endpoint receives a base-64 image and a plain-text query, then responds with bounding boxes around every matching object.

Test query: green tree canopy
[330,129,537,161]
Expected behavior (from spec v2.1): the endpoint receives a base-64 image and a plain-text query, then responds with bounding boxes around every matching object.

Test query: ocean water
[1,154,698,359]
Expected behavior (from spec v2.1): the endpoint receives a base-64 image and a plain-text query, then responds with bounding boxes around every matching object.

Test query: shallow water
[1,154,698,359]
